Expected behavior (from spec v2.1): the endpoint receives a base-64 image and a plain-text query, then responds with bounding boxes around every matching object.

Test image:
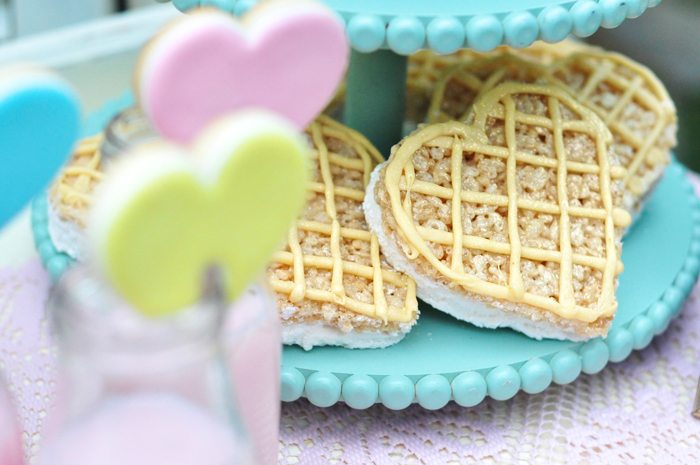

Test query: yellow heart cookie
[89,110,309,317]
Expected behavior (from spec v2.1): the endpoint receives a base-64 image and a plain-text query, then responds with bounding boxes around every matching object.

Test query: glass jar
[74,103,283,464]
[100,106,159,161]
[40,265,255,465]
[0,376,23,465]
[223,287,281,465]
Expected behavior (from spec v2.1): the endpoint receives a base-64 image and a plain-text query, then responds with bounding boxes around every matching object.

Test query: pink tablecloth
[2,260,699,465]
[1,240,699,465]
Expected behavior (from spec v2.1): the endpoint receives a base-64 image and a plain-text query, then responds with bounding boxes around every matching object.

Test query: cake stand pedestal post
[344,49,407,157]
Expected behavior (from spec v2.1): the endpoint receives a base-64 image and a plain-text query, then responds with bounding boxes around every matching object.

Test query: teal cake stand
[163,0,663,155]
[280,163,700,410]
[31,95,700,410]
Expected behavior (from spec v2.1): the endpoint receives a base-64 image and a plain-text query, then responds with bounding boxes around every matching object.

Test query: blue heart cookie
[0,67,80,228]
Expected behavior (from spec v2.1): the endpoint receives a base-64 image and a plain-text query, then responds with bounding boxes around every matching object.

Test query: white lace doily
[1,261,698,465]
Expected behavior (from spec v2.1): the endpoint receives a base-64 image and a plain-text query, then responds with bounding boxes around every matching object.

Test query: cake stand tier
[277,163,700,410]
[164,0,664,155]
[167,0,661,53]
[31,94,700,411]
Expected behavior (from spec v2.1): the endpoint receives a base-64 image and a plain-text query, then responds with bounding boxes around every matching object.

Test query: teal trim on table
[168,0,662,54]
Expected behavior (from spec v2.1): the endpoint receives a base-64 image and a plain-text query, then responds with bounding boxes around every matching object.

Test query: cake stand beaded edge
[166,0,663,55]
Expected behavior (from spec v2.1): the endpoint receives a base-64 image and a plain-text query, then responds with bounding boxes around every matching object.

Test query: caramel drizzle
[503,95,524,300]
[549,52,676,196]
[410,41,579,99]
[287,225,306,303]
[550,95,575,309]
[428,56,548,124]
[427,107,626,180]
[408,49,481,94]
[431,51,676,199]
[402,179,629,227]
[308,121,349,309]
[269,116,417,324]
[399,154,419,260]
[384,83,629,322]
[450,136,464,274]
[53,119,416,324]
[51,135,104,227]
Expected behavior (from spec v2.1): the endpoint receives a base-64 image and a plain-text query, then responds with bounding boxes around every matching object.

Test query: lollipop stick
[202,265,228,325]
[201,266,253,444]
[693,376,700,420]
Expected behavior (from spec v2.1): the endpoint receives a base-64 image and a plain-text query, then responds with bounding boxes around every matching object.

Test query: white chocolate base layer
[282,321,410,351]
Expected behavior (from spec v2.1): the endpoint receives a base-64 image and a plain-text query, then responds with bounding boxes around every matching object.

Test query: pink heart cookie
[138,1,348,144]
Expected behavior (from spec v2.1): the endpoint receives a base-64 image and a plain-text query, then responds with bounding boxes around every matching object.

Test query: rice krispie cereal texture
[427,55,550,123]
[368,83,632,340]
[50,135,103,228]
[429,50,676,213]
[407,39,597,123]
[549,52,676,212]
[267,116,418,348]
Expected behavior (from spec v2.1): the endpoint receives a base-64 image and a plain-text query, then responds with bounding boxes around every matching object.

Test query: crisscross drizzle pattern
[269,116,417,324]
[427,56,549,123]
[406,49,482,122]
[50,135,103,228]
[549,52,676,198]
[383,83,631,322]
[408,49,481,98]
[429,51,676,208]
[408,40,593,122]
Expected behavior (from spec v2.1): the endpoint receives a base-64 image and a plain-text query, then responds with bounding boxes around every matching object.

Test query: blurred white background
[0,0,177,113]
[0,0,697,168]
[0,0,696,265]
[0,0,152,40]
